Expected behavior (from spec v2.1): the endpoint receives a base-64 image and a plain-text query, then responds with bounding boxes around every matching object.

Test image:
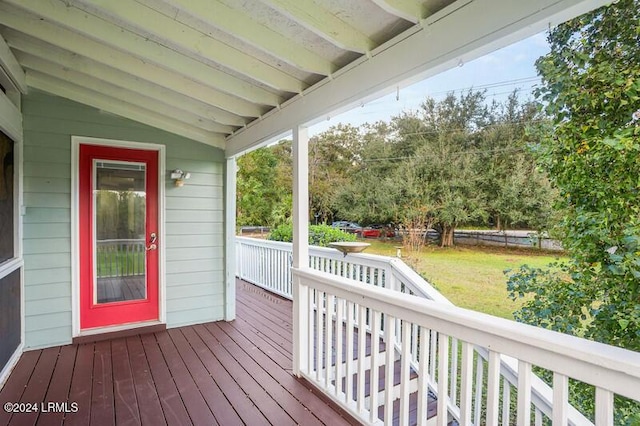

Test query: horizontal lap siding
[165,142,224,327]
[22,91,225,349]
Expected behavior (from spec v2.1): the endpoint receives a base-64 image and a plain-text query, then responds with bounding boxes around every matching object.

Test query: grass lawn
[362,239,566,320]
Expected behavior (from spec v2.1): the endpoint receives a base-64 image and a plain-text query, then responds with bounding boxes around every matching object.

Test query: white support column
[224,156,237,321]
[292,125,309,269]
[292,125,309,377]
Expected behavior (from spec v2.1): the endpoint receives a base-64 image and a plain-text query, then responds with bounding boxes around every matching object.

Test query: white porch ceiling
[0,0,611,155]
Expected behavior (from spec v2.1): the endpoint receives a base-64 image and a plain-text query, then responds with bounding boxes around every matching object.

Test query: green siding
[22,91,226,349]
[166,210,223,223]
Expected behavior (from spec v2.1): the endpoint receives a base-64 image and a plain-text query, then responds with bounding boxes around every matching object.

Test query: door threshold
[73,322,166,345]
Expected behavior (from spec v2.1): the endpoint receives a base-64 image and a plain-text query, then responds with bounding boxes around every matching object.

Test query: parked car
[331,221,362,234]
[361,224,396,238]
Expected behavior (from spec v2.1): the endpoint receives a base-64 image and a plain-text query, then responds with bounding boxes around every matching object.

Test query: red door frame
[79,144,159,330]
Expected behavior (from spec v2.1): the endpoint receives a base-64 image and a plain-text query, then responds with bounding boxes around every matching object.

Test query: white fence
[236,237,640,425]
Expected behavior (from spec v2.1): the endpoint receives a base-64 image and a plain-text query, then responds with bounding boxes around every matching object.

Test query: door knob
[147,232,157,250]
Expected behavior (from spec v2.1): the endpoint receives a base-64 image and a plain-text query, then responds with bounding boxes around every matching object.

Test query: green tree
[333,122,402,226]
[309,124,362,222]
[476,93,557,232]
[236,147,280,227]
[507,1,640,422]
[394,91,491,246]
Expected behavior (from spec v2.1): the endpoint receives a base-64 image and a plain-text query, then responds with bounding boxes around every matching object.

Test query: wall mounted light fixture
[170,169,191,187]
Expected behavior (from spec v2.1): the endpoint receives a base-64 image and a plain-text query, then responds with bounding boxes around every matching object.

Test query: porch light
[170,169,191,187]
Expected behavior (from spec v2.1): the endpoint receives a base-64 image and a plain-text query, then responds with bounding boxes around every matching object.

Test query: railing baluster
[417,326,429,426]
[316,290,324,382]
[553,372,568,425]
[474,353,484,425]
[384,314,396,425]
[437,333,449,426]
[595,387,613,426]
[369,310,381,424]
[346,301,355,404]
[459,341,473,425]
[357,304,367,414]
[517,360,532,426]
[450,338,459,407]
[400,320,411,426]
[325,293,334,389]
[308,288,315,378]
[486,350,501,426]
[335,296,344,399]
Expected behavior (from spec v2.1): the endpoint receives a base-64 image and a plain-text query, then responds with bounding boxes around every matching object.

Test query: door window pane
[94,161,147,303]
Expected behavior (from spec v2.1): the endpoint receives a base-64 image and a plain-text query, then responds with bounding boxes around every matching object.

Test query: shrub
[268,224,356,247]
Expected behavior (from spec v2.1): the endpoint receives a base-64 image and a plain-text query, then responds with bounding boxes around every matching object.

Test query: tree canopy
[237,90,555,247]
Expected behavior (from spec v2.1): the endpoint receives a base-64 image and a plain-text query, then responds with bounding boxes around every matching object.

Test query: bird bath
[329,241,370,256]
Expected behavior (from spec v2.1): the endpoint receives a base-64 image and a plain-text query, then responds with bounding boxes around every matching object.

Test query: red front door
[79,144,159,330]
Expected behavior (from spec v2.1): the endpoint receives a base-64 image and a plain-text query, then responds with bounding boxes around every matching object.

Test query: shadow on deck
[0,279,359,426]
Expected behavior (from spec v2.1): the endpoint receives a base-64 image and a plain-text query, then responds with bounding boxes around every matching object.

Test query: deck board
[91,341,115,426]
[138,333,191,426]
[9,347,59,426]
[65,343,94,426]
[38,345,77,426]
[125,336,167,426]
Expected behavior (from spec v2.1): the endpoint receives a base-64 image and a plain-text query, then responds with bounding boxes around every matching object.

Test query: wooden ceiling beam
[27,72,226,149]
[159,0,335,76]
[259,0,375,53]
[370,0,422,23]
[18,53,236,135]
[6,33,248,127]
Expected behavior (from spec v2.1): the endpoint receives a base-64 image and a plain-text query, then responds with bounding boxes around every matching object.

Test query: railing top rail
[294,267,640,402]
[235,236,292,250]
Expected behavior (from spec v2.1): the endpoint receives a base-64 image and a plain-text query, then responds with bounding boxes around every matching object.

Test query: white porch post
[224,156,237,321]
[292,125,309,377]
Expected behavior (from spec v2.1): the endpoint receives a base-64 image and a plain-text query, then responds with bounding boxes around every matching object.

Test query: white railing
[293,268,640,426]
[236,236,449,303]
[96,238,145,278]
[235,237,637,424]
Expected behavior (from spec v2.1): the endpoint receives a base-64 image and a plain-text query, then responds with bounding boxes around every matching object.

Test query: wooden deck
[0,280,359,426]
[97,276,146,303]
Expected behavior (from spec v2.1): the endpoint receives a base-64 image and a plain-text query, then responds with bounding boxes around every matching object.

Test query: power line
[355,82,541,117]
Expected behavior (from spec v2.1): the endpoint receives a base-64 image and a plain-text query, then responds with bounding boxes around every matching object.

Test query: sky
[309,31,551,136]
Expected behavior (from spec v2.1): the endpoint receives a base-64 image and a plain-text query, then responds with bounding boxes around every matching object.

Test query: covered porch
[1,0,639,425]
